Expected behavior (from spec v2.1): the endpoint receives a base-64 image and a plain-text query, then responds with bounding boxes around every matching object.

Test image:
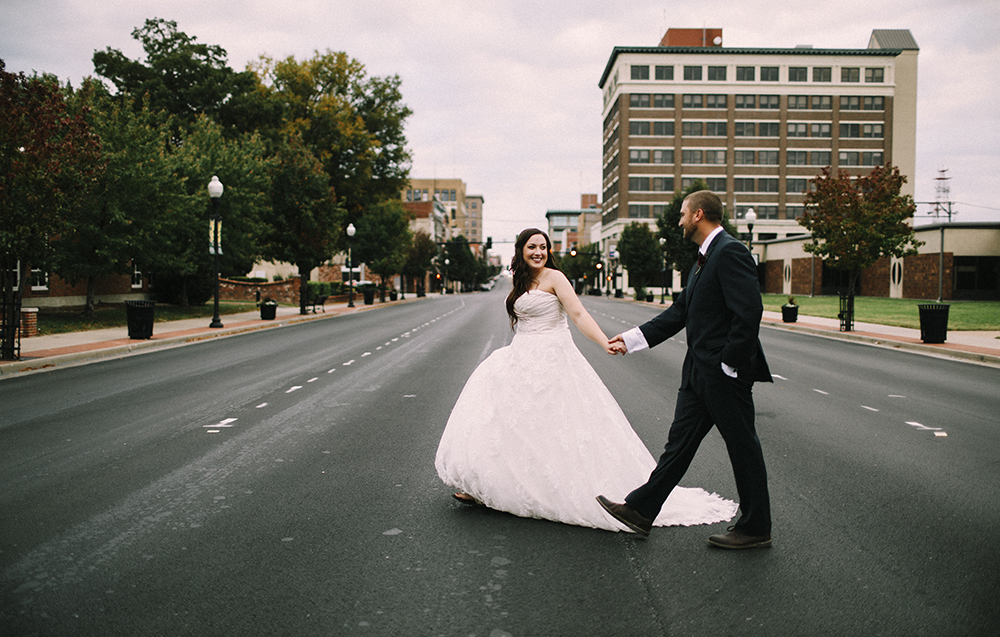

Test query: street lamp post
[444,258,450,294]
[208,176,224,328]
[346,223,356,308]
[659,237,668,304]
[745,207,757,253]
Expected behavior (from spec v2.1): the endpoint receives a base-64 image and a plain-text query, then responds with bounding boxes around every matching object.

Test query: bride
[434,228,736,532]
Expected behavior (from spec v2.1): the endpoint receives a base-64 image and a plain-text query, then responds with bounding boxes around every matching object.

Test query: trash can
[125,300,155,339]
[260,300,277,320]
[918,303,950,343]
[782,305,799,323]
[363,289,376,305]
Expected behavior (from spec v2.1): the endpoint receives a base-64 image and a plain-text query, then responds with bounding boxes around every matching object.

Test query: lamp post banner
[209,219,223,255]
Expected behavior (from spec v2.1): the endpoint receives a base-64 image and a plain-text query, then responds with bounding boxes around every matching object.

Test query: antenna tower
[934,168,953,221]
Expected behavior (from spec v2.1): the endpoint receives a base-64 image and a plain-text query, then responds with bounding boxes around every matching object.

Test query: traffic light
[485,237,492,250]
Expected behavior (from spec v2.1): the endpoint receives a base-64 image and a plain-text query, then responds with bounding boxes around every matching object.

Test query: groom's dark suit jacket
[638,230,772,386]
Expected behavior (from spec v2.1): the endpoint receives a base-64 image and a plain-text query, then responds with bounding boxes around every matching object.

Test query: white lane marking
[256,403,268,408]
[889,395,905,398]
[307,377,318,383]
[204,418,237,428]
[392,338,399,342]
[362,352,371,357]
[862,405,879,412]
[327,369,336,374]
[773,374,787,380]
[343,360,355,366]
[286,386,302,394]
[206,430,220,434]
[934,432,948,437]
[813,389,829,395]
[404,394,416,398]
[906,421,942,431]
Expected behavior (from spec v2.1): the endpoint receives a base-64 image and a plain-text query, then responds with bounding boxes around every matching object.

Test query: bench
[308,295,328,313]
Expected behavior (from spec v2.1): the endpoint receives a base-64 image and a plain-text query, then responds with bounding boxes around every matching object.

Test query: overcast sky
[2,0,997,259]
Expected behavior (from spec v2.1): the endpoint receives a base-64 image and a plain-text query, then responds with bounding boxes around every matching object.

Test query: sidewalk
[2,295,999,377]
[0,296,420,377]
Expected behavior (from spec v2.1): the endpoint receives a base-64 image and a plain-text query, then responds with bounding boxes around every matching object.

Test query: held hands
[607,334,628,355]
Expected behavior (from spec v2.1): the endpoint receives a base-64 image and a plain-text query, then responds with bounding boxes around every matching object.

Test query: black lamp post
[745,207,756,252]
[659,237,668,304]
[346,223,356,308]
[208,176,224,328]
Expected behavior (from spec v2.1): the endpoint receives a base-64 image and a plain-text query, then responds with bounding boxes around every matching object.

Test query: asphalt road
[1,283,998,636]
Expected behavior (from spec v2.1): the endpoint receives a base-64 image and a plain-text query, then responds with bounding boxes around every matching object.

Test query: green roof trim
[599,46,905,88]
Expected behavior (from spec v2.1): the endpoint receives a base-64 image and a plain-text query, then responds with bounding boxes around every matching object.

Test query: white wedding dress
[435,290,737,532]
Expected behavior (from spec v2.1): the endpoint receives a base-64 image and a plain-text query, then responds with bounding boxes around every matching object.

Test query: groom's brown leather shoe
[707,527,772,549]
[597,495,652,537]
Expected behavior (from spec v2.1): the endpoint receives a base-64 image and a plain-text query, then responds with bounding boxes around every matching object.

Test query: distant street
[2,282,998,636]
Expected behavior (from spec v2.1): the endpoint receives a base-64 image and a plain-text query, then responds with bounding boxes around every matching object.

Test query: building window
[653,177,674,191]
[735,95,756,109]
[863,96,885,111]
[682,121,704,136]
[842,67,861,82]
[840,123,862,138]
[707,66,726,81]
[787,150,808,165]
[681,149,704,164]
[628,205,651,218]
[653,121,675,136]
[630,121,651,136]
[630,94,651,108]
[862,151,884,165]
[759,95,779,109]
[631,65,649,80]
[759,151,779,165]
[862,123,884,138]
[811,95,832,110]
[839,151,860,166]
[734,122,755,137]
[653,94,675,108]
[629,149,650,164]
[629,177,651,191]
[788,95,808,110]
[788,123,808,137]
[734,150,755,165]
[736,66,755,81]
[759,178,779,193]
[810,150,831,165]
[755,205,779,220]
[706,94,727,109]
[653,149,674,164]
[684,66,702,80]
[705,150,726,164]
[734,178,755,192]
[813,67,832,82]
[787,178,808,193]
[759,122,780,137]
[652,205,667,217]
[787,205,806,219]
[682,94,704,108]
[761,66,779,81]
[810,123,831,137]
[655,65,674,80]
[865,67,885,83]
[705,177,727,191]
[705,121,727,136]
[840,96,861,110]
[789,67,808,82]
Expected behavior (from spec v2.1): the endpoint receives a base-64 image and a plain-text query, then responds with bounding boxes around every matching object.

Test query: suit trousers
[625,364,772,535]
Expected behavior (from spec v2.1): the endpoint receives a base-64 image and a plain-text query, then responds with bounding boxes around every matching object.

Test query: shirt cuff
[621,327,649,354]
[721,362,738,378]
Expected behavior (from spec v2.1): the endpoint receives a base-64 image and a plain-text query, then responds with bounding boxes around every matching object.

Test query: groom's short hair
[685,190,723,224]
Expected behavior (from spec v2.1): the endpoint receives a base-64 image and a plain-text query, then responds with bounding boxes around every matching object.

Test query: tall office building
[403,178,485,254]
[598,28,918,248]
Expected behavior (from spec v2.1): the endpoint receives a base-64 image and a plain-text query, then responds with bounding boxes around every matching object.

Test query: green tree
[800,165,922,296]
[92,18,258,134]
[250,51,412,224]
[403,231,438,295]
[561,242,601,292]
[616,222,662,296]
[159,116,271,305]
[441,236,478,292]
[57,84,182,316]
[261,132,344,314]
[353,200,412,301]
[657,181,739,287]
[1,63,103,358]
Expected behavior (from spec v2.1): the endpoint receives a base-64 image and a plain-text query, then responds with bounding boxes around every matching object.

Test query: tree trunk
[299,265,310,315]
[82,276,96,318]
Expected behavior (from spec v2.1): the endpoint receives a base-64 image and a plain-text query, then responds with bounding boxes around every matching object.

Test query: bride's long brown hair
[506,228,561,330]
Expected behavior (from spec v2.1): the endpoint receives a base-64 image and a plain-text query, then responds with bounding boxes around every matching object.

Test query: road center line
[813,389,829,395]
[286,386,302,394]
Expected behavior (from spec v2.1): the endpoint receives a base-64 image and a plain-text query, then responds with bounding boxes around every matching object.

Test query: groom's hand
[609,334,628,355]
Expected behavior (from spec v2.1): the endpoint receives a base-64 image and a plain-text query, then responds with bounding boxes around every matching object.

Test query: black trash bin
[125,300,155,339]
[260,300,278,320]
[363,289,376,305]
[918,303,950,343]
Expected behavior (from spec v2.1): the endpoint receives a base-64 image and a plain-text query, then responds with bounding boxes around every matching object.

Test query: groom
[598,190,773,549]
